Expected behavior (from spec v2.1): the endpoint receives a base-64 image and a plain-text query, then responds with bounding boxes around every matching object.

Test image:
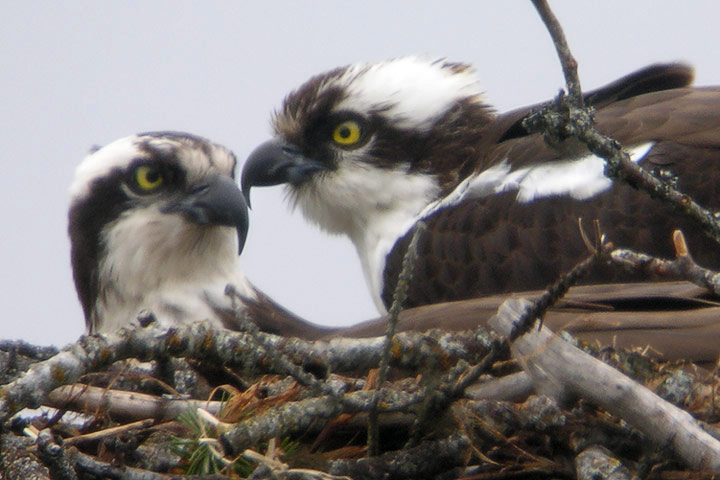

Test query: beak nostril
[189,184,210,196]
[282,146,302,156]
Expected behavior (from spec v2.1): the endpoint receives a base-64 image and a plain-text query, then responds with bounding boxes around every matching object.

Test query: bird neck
[89,210,251,333]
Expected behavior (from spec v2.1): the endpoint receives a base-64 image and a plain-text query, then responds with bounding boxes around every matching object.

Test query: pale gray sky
[3,2,720,346]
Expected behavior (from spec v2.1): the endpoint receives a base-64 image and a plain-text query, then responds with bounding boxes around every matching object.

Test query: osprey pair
[69,57,720,346]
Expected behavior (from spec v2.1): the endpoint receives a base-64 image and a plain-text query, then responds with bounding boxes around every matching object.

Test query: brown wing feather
[384,74,720,308]
[598,87,720,147]
[583,63,694,106]
[339,281,720,369]
[215,288,339,340]
[384,140,720,308]
[493,63,695,146]
[490,87,720,172]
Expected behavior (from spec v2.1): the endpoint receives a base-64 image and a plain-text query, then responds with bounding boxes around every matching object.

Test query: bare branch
[490,297,720,470]
[46,384,223,423]
[219,389,422,457]
[64,419,154,447]
[70,445,232,480]
[610,230,720,296]
[530,0,583,102]
[36,429,78,480]
[526,0,720,246]
[328,433,469,480]
[369,222,425,456]
[242,450,353,480]
[405,245,604,447]
[0,322,490,424]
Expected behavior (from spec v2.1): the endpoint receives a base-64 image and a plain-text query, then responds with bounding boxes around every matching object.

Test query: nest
[2,285,720,480]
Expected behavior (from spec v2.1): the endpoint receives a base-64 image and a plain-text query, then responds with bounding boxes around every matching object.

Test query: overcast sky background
[3,2,720,346]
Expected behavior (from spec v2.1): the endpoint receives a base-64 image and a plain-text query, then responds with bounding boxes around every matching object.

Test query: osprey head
[241,57,494,310]
[69,132,250,334]
[242,56,494,236]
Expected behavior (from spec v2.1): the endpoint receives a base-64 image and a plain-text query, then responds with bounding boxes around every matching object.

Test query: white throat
[93,206,254,333]
[293,159,440,313]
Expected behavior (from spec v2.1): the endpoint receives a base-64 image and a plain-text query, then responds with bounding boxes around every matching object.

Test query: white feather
[333,56,485,131]
[70,134,236,201]
[426,142,655,213]
[70,136,143,199]
[292,152,440,313]
[499,142,655,202]
[95,206,254,332]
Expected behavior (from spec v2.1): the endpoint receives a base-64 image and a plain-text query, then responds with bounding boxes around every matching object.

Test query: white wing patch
[426,142,655,216]
[420,162,513,219]
[501,142,655,202]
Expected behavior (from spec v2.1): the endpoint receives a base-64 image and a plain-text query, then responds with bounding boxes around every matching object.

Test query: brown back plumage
[383,65,720,308]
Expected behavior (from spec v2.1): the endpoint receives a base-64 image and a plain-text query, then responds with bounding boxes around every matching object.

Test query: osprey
[68,132,313,336]
[241,57,720,313]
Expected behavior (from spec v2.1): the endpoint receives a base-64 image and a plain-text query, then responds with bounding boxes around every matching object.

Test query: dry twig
[219,389,424,457]
[610,230,720,296]
[46,384,223,423]
[490,297,720,470]
[0,322,490,424]
[328,433,469,480]
[368,222,425,456]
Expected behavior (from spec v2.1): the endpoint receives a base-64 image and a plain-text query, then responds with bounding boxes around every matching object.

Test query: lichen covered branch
[526,0,720,246]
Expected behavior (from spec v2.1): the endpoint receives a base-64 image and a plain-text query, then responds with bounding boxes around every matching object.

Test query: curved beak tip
[241,184,253,210]
[236,222,248,255]
[229,187,249,255]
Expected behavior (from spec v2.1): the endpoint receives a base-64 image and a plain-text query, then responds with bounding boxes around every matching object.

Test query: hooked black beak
[162,174,249,255]
[241,139,328,207]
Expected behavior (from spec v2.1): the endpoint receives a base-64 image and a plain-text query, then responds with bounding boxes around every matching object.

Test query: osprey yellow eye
[332,120,362,146]
[134,165,164,192]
